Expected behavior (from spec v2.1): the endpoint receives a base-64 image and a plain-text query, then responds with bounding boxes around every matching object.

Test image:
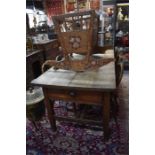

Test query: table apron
[44,88,109,105]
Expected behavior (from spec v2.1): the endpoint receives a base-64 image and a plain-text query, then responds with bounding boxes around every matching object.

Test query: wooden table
[31,50,116,140]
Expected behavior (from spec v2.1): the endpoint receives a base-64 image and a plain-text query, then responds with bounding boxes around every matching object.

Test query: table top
[31,50,116,92]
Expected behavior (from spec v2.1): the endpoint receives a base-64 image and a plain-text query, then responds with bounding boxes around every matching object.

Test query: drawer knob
[69,91,76,97]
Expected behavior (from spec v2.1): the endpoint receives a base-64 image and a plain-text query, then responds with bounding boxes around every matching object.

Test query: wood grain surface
[31,50,116,91]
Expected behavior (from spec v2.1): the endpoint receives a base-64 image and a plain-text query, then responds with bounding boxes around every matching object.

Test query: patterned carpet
[26,71,129,155]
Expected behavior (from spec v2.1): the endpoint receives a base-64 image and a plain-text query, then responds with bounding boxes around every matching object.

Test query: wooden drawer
[46,89,103,105]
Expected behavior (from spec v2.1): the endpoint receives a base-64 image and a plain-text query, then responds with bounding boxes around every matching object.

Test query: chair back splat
[42,10,114,72]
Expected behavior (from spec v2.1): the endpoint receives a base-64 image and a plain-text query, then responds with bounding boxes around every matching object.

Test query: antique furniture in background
[26,39,62,89]
[26,49,44,88]
[33,39,61,60]
[115,2,129,69]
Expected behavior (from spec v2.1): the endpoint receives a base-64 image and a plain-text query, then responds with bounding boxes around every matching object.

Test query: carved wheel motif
[69,36,81,49]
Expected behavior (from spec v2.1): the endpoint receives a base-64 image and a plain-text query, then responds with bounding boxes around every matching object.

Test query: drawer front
[46,89,103,104]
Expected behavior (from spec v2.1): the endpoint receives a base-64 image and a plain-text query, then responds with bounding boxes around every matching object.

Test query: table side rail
[45,88,104,105]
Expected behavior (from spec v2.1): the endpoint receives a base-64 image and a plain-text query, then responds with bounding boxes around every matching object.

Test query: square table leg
[102,92,110,140]
[43,88,57,132]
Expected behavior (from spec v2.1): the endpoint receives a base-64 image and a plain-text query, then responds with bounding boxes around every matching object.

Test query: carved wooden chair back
[52,10,98,62]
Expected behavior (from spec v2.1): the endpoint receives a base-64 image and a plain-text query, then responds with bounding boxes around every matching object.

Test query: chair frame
[42,10,114,72]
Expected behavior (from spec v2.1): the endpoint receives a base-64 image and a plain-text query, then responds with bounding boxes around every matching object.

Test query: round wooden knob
[69,91,76,97]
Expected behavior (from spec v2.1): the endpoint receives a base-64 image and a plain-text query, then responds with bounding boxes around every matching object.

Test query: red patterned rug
[26,72,129,155]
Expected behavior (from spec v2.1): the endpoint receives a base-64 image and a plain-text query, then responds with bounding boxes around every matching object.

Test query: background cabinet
[98,1,116,47]
[115,2,129,69]
[103,4,115,46]
[26,50,44,89]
